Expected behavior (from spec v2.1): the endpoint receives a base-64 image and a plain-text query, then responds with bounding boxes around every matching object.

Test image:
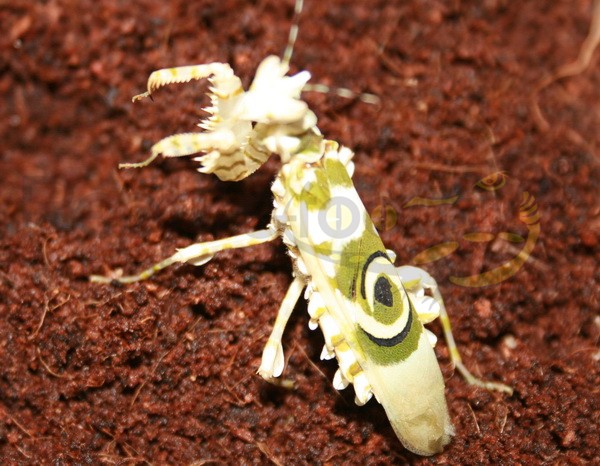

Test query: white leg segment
[258,276,305,380]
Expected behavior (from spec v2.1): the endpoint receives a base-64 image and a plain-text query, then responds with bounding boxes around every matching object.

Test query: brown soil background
[1,0,599,464]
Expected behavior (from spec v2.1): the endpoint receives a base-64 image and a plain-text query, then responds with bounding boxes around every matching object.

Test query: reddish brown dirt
[1,0,599,464]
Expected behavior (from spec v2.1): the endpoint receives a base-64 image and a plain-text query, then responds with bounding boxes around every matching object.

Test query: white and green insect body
[93,5,512,454]
[274,143,453,455]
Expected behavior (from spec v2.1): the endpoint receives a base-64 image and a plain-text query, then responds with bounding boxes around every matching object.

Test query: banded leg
[124,62,244,169]
[132,62,238,102]
[258,276,305,380]
[397,265,513,395]
[90,228,278,284]
[119,130,242,169]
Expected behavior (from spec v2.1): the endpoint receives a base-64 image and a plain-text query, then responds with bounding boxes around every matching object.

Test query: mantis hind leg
[90,228,278,284]
[397,265,513,395]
